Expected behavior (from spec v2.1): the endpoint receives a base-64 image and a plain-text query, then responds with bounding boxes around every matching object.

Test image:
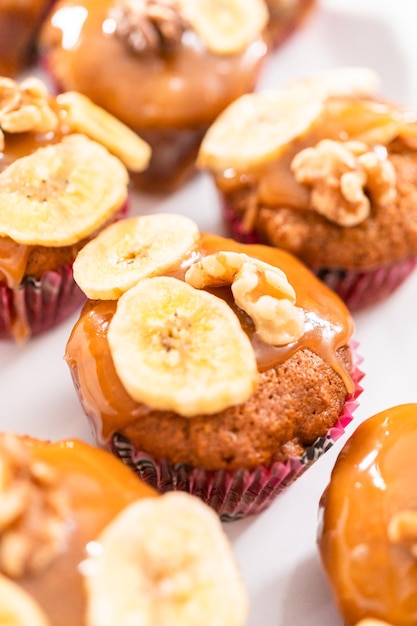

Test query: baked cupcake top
[0,432,248,626]
[65,213,356,468]
[317,403,417,626]
[40,0,269,129]
[198,67,417,270]
[0,75,150,286]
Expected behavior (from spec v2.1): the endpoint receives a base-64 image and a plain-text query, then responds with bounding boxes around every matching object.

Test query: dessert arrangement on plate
[0,1,416,625]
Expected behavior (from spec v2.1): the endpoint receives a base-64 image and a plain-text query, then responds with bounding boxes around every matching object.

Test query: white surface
[3,1,417,623]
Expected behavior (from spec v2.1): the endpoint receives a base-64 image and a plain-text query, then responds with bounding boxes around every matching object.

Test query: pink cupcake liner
[313,259,417,311]
[0,265,86,343]
[222,200,417,311]
[109,344,364,521]
[222,200,261,245]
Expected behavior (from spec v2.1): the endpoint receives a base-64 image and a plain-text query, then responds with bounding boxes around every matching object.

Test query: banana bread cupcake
[317,404,417,626]
[198,67,417,310]
[0,74,150,343]
[0,0,55,77]
[65,213,363,520]
[0,432,247,626]
[39,0,269,193]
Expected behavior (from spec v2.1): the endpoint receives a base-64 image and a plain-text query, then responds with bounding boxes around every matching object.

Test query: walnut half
[110,0,188,56]
[291,139,397,226]
[185,250,305,346]
[0,434,70,579]
[0,76,58,138]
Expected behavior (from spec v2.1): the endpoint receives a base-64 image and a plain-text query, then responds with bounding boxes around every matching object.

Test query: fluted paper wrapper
[110,345,364,521]
[0,266,85,342]
[312,259,417,311]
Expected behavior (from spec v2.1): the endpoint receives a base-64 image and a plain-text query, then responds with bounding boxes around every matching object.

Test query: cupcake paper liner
[0,265,86,342]
[222,200,417,311]
[110,344,364,521]
[313,259,417,311]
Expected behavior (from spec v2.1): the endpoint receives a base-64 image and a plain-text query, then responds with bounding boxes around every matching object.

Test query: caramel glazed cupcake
[317,404,417,626]
[39,0,270,193]
[0,432,248,626]
[0,75,150,343]
[65,213,363,521]
[198,67,417,310]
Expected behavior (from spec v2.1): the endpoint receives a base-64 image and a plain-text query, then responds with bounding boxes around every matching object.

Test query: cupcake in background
[0,432,247,626]
[264,0,316,50]
[198,66,417,311]
[0,0,55,77]
[0,74,150,343]
[65,213,363,521]
[317,404,417,626]
[39,0,269,193]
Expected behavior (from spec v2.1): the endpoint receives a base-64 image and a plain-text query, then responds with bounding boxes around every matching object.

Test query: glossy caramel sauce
[40,0,268,129]
[16,437,156,626]
[65,233,354,443]
[317,404,417,625]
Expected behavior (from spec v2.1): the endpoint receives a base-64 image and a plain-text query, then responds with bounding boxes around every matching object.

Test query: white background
[2,1,417,623]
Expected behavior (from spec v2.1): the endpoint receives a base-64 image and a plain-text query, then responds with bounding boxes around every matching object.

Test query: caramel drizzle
[65,233,355,442]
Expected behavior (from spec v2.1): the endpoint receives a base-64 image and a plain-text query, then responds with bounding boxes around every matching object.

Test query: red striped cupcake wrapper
[110,344,364,521]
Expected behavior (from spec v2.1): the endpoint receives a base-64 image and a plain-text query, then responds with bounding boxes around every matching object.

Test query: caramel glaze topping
[65,233,354,444]
[213,97,416,210]
[40,0,268,129]
[317,404,417,626]
[12,437,156,626]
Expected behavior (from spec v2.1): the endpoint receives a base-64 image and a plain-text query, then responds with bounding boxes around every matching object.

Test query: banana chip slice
[84,492,248,626]
[0,574,51,626]
[179,0,268,54]
[0,134,128,246]
[107,276,258,416]
[198,66,381,172]
[73,214,200,300]
[57,91,151,172]
[198,86,325,171]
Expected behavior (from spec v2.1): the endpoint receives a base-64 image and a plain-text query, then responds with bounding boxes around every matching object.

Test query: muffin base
[0,265,86,343]
[130,127,207,194]
[110,345,364,521]
[222,201,417,311]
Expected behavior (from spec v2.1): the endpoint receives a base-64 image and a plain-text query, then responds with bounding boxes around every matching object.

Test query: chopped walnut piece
[110,0,188,56]
[0,77,58,135]
[291,139,397,226]
[0,434,71,579]
[185,250,304,346]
